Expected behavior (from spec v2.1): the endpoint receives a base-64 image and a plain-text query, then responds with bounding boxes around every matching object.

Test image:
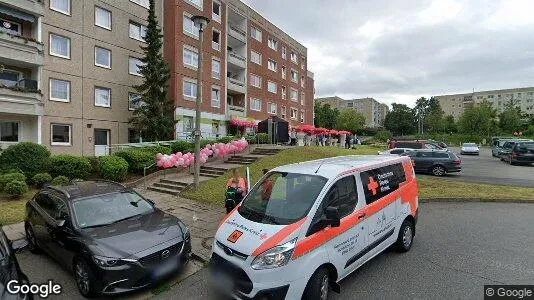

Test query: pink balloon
[176,152,183,157]
[156,153,163,160]
[157,160,164,167]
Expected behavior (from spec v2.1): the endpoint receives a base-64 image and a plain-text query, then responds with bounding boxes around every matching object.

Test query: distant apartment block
[315,96,389,128]
[436,87,534,120]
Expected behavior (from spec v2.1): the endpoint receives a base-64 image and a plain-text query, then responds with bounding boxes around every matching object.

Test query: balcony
[1,0,44,16]
[0,79,43,116]
[227,52,246,69]
[227,105,245,117]
[227,77,246,94]
[0,31,44,66]
[228,23,246,44]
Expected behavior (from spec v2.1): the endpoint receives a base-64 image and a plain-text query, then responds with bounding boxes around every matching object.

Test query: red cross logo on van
[367,177,379,196]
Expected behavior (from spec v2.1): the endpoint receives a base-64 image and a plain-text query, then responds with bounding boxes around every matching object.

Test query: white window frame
[268,37,278,51]
[130,0,149,9]
[300,110,305,123]
[250,74,261,88]
[291,51,298,64]
[267,81,277,94]
[185,0,203,10]
[212,58,221,79]
[268,59,277,72]
[211,86,221,108]
[301,92,305,105]
[301,76,305,88]
[251,50,262,65]
[183,79,197,100]
[282,47,287,59]
[128,92,143,110]
[94,46,111,69]
[212,0,221,23]
[251,26,262,42]
[281,66,286,79]
[291,69,298,83]
[129,57,144,77]
[268,102,277,114]
[49,33,70,59]
[50,0,71,15]
[95,6,112,30]
[94,86,111,108]
[49,78,70,103]
[183,13,200,38]
[291,108,298,120]
[281,106,287,119]
[282,86,287,99]
[183,46,198,69]
[212,29,221,51]
[50,124,72,146]
[291,88,298,102]
[183,116,194,132]
[250,98,261,111]
[129,21,147,42]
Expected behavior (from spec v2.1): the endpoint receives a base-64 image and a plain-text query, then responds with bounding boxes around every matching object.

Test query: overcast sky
[241,0,534,108]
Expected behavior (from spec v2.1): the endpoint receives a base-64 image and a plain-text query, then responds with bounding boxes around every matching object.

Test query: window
[0,18,21,35]
[129,57,144,76]
[49,34,70,59]
[268,59,277,72]
[211,87,221,108]
[129,93,145,110]
[322,176,357,218]
[250,74,261,88]
[251,50,262,65]
[268,102,277,114]
[290,51,298,64]
[291,70,298,83]
[300,110,305,123]
[212,30,220,50]
[129,22,147,42]
[183,80,197,99]
[347,102,353,108]
[183,14,199,37]
[301,60,305,70]
[282,47,287,59]
[360,164,405,205]
[250,98,261,111]
[130,0,149,8]
[212,1,221,22]
[183,47,198,68]
[301,92,305,105]
[185,0,203,9]
[95,6,112,30]
[268,81,277,94]
[49,79,70,102]
[301,76,305,88]
[281,106,286,119]
[183,116,194,132]
[291,108,297,119]
[291,88,298,101]
[94,87,111,107]
[50,0,70,15]
[0,122,19,142]
[282,86,287,99]
[281,66,286,79]
[94,47,111,69]
[251,26,262,42]
[268,37,278,50]
[51,124,71,146]
[212,59,221,79]
[129,129,142,143]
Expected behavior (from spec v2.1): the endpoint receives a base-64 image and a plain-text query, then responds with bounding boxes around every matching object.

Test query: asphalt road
[429,147,534,187]
[156,202,534,300]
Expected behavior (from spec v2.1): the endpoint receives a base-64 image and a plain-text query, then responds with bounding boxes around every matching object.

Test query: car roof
[271,155,409,180]
[43,180,128,201]
[406,148,449,152]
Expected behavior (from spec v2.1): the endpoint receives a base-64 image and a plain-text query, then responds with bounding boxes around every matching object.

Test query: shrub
[0,173,27,191]
[200,139,216,149]
[257,133,269,144]
[375,130,393,142]
[245,135,257,144]
[99,156,129,182]
[49,155,92,180]
[4,180,28,198]
[86,156,101,175]
[0,142,50,179]
[115,150,155,174]
[216,136,234,144]
[170,141,194,154]
[32,173,52,188]
[144,146,171,155]
[51,175,69,186]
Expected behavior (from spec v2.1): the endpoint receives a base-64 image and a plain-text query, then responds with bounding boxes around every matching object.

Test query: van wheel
[395,219,414,252]
[303,267,330,300]
[431,165,445,176]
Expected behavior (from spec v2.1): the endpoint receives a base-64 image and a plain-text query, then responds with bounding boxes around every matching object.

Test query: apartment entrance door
[94,129,110,156]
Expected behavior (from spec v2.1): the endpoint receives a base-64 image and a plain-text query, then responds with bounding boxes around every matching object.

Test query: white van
[211,155,419,300]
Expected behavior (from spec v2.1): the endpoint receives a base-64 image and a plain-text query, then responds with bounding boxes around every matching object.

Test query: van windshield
[238,172,328,225]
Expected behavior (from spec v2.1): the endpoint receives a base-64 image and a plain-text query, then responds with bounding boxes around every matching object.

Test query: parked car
[500,141,534,165]
[24,181,191,297]
[1,227,32,300]
[402,149,461,176]
[378,148,413,155]
[492,138,532,157]
[388,140,444,150]
[460,143,479,155]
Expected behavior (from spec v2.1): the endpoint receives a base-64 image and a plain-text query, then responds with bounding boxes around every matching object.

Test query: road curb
[191,252,209,264]
[420,198,534,203]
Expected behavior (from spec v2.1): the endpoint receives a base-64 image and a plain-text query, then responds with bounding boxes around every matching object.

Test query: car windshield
[463,143,477,147]
[72,191,154,228]
[238,172,328,225]
[518,142,534,150]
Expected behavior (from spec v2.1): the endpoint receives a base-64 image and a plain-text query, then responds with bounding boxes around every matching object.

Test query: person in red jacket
[225,169,246,213]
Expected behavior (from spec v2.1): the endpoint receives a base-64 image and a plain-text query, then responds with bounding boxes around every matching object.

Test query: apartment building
[163,0,314,138]
[315,96,389,128]
[436,87,534,120]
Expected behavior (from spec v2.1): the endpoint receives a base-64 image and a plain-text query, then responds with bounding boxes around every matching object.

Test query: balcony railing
[0,79,39,92]
[228,24,246,43]
[229,52,246,62]
[227,77,246,94]
[0,31,44,65]
[227,51,246,68]
[228,104,245,117]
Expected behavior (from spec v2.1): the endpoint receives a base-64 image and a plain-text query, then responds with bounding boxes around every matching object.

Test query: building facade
[315,96,389,128]
[163,0,314,139]
[436,87,534,120]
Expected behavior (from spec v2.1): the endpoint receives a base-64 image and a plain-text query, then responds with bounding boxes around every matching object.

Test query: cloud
[241,0,534,107]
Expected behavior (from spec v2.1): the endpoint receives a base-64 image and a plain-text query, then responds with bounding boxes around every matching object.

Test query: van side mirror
[325,207,340,228]
[56,219,66,227]
[10,238,29,254]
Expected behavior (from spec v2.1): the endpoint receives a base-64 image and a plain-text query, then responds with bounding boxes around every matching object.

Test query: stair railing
[143,162,156,189]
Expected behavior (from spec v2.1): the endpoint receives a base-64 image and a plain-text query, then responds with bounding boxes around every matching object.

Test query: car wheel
[303,267,330,300]
[25,223,41,254]
[509,157,515,166]
[431,165,446,176]
[395,219,414,252]
[73,258,96,298]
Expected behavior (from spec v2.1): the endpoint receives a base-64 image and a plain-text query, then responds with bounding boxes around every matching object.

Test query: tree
[334,109,365,133]
[425,97,445,134]
[443,115,457,133]
[458,101,497,136]
[129,0,175,142]
[499,104,522,133]
[314,103,339,129]
[384,103,417,136]
[414,97,429,134]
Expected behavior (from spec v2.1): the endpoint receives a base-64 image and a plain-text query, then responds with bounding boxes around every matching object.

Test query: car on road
[378,148,413,155]
[460,143,479,155]
[211,155,418,300]
[492,138,531,157]
[500,141,534,165]
[388,139,444,150]
[402,149,461,176]
[24,180,191,297]
[0,227,32,300]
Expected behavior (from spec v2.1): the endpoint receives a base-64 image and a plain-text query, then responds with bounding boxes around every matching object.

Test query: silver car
[460,143,479,155]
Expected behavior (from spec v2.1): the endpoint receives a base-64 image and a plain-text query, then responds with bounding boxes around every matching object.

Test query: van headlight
[251,238,297,270]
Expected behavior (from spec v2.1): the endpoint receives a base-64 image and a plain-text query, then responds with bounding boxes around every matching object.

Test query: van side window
[360,163,405,205]
[35,193,55,216]
[327,176,358,218]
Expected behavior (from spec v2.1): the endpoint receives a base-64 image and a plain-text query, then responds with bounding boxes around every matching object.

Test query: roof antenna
[314,163,323,173]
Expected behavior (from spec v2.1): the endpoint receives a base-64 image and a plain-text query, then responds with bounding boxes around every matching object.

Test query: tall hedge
[0,142,51,179]
[49,155,92,179]
[170,141,194,154]
[114,149,156,174]
[99,156,129,182]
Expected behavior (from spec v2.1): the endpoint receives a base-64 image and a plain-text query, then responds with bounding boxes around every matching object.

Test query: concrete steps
[250,148,282,155]
[147,178,190,196]
[225,156,259,165]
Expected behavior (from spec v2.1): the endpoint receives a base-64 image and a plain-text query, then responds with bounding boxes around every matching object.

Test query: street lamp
[191,15,210,188]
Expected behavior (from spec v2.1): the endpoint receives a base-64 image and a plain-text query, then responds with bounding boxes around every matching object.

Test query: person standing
[225,169,246,213]
[290,129,297,146]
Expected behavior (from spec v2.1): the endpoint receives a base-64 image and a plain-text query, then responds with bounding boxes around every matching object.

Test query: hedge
[51,176,69,186]
[114,150,155,174]
[49,155,92,180]
[0,142,50,179]
[257,133,269,144]
[99,156,129,182]
[32,173,52,188]
[170,141,194,154]
[4,180,28,198]
[216,136,234,144]
[0,173,27,191]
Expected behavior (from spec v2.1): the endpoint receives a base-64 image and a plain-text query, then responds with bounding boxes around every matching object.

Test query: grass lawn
[0,189,37,226]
